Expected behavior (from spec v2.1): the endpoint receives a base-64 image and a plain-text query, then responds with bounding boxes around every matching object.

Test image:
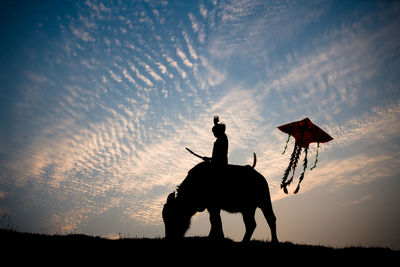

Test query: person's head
[212,116,226,138]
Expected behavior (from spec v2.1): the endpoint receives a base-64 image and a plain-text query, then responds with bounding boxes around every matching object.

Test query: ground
[1,229,398,264]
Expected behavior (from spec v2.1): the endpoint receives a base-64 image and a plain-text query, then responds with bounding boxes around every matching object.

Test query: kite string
[282,135,291,154]
[310,142,320,170]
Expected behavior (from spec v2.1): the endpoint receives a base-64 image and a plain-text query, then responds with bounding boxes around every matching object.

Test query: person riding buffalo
[202,116,228,166]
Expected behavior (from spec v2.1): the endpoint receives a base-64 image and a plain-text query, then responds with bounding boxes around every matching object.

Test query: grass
[1,228,398,263]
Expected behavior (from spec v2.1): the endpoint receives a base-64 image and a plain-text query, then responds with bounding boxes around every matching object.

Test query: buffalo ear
[167,192,175,204]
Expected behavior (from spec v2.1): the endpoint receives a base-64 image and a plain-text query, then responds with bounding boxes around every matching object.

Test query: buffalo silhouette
[162,159,278,243]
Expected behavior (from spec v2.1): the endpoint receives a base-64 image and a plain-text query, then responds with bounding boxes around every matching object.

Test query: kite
[278,117,333,194]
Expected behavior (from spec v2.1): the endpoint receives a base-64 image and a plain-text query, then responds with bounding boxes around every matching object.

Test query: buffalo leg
[242,207,256,242]
[261,203,278,243]
[208,208,224,239]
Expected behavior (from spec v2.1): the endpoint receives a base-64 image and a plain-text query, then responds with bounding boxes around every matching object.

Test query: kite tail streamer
[282,144,297,183]
[289,144,301,182]
[281,143,300,193]
[310,142,320,170]
[294,146,308,194]
[282,135,291,154]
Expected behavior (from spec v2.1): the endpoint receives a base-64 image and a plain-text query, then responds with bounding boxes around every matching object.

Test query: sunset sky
[1,0,399,249]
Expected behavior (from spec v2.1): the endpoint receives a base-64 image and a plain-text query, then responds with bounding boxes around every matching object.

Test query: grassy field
[2,228,398,263]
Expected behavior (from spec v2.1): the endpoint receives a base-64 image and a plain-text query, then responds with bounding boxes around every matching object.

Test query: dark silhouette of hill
[1,228,398,264]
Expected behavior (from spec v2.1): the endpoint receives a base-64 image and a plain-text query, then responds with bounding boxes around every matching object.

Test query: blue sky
[1,0,399,248]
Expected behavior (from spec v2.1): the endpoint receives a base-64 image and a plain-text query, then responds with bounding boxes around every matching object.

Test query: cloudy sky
[1,0,399,248]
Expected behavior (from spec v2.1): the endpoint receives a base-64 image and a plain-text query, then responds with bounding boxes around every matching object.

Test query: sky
[0,0,399,249]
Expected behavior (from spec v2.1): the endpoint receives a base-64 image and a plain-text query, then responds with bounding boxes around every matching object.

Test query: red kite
[278,118,333,194]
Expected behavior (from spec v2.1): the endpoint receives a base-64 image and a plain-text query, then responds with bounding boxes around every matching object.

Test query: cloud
[199,4,208,18]
[182,31,198,60]
[156,62,167,74]
[79,14,96,30]
[108,69,122,83]
[342,195,373,206]
[328,100,400,147]
[256,9,400,123]
[188,13,199,32]
[309,153,398,190]
[85,0,111,13]
[188,12,205,43]
[139,61,163,82]
[129,63,154,87]
[0,82,159,229]
[206,0,328,60]
[122,68,138,87]
[176,48,193,68]
[165,55,187,80]
[199,56,226,86]
[27,72,49,84]
[71,26,95,42]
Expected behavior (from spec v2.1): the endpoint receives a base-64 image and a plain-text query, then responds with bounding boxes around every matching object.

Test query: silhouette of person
[203,116,228,165]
